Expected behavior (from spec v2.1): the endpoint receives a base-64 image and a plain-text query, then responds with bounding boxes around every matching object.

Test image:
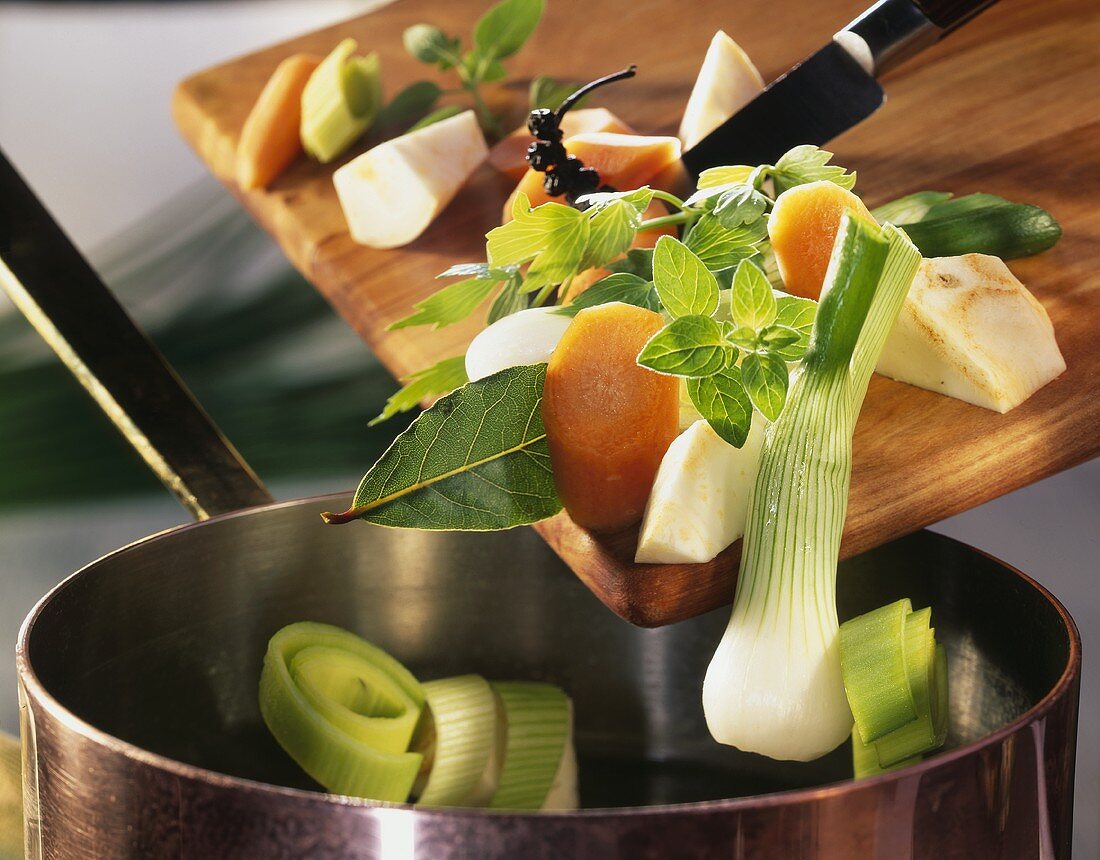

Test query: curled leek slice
[488,682,571,810]
[259,621,425,802]
[415,674,497,807]
[301,38,382,163]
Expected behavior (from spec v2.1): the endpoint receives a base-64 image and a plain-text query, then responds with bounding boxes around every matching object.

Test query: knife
[682,0,1002,175]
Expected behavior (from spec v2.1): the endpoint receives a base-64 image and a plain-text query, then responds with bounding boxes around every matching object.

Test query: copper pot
[0,141,1081,858]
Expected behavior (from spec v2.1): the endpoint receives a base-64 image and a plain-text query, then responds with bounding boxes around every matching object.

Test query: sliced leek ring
[416,674,497,807]
[259,622,424,802]
[488,682,571,810]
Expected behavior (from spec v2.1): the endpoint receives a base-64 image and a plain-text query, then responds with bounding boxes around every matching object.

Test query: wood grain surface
[174,0,1100,626]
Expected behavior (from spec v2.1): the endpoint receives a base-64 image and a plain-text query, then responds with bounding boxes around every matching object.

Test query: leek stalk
[416,675,497,807]
[301,38,382,163]
[489,682,571,810]
[702,215,921,761]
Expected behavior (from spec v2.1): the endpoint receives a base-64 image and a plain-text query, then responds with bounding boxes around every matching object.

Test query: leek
[488,682,571,810]
[843,600,949,774]
[301,38,382,163]
[259,622,425,801]
[416,675,497,807]
[702,215,921,761]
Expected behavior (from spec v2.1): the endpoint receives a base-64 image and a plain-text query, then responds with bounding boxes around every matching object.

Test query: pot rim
[15,491,1083,822]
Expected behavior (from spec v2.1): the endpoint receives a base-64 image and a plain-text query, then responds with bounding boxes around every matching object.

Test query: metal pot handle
[0,147,274,520]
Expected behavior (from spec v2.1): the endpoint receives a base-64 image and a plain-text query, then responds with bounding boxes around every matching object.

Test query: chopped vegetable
[236,53,321,190]
[259,622,426,801]
[488,682,571,810]
[842,599,949,776]
[465,306,572,382]
[300,38,382,163]
[333,109,487,249]
[635,414,765,563]
[416,675,497,807]
[542,302,679,532]
[876,254,1065,412]
[768,179,877,300]
[678,31,764,150]
[505,132,682,218]
[899,195,1062,260]
[702,216,922,761]
[489,107,634,181]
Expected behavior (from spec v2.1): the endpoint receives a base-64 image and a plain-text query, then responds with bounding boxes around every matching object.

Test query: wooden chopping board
[174,0,1100,626]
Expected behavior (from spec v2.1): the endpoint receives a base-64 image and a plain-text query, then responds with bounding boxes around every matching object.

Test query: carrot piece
[488,108,635,181]
[236,54,321,190]
[503,132,682,221]
[768,180,877,300]
[542,303,679,533]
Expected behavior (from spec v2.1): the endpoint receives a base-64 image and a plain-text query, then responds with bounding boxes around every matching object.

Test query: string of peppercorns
[525,65,638,207]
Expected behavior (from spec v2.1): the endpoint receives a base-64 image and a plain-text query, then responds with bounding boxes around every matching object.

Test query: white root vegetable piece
[465,307,572,382]
[876,254,1065,412]
[334,110,487,248]
[678,31,765,151]
[636,416,765,564]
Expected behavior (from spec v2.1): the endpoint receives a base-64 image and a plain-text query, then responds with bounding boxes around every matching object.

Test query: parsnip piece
[465,307,572,382]
[636,415,765,564]
[876,254,1065,412]
[678,31,765,151]
[334,110,487,248]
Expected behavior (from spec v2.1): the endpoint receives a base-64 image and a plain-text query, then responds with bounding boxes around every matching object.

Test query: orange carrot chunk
[488,108,635,181]
[542,303,679,533]
[236,53,321,190]
[768,180,877,300]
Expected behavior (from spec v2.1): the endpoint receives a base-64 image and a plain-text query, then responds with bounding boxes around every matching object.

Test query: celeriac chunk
[876,254,1065,412]
[334,110,487,248]
[636,415,765,564]
[678,31,765,151]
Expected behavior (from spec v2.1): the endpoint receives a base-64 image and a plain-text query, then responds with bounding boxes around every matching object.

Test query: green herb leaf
[652,236,720,318]
[529,75,584,110]
[741,352,789,421]
[606,248,654,279]
[871,191,952,225]
[637,315,728,377]
[553,273,661,317]
[388,278,500,331]
[473,0,545,61]
[369,355,469,426]
[404,24,461,69]
[696,165,754,190]
[487,276,529,323]
[772,295,817,361]
[730,260,777,330]
[464,52,508,82]
[771,145,856,196]
[437,262,517,279]
[377,81,443,127]
[487,193,590,293]
[713,184,769,228]
[409,105,464,131]
[684,213,768,270]
[759,324,800,350]
[726,325,759,351]
[687,367,753,447]
[338,364,560,528]
[580,195,651,270]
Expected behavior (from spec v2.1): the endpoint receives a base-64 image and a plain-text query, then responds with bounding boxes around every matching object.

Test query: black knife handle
[911,0,1001,32]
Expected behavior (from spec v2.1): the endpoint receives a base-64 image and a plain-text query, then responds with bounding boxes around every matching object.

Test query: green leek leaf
[870,191,952,224]
[327,364,560,529]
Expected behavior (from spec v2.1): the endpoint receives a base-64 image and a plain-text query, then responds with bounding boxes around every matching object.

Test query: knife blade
[682,0,1002,175]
